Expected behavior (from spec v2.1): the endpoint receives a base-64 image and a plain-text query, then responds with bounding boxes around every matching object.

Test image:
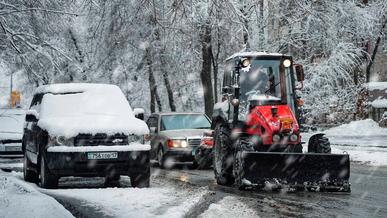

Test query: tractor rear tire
[213,123,235,186]
[308,134,331,153]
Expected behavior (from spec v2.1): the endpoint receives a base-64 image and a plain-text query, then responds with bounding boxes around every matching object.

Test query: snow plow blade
[241,152,350,191]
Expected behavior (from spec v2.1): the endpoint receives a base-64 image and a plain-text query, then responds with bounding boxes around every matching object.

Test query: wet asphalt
[1,157,386,217]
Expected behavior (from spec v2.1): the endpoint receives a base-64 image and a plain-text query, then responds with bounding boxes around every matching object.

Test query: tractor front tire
[213,123,235,186]
[234,151,247,190]
[308,134,331,153]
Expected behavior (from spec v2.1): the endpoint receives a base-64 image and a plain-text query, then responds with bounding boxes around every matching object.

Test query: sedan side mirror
[25,109,39,122]
[133,108,145,120]
[294,64,305,82]
[149,127,157,134]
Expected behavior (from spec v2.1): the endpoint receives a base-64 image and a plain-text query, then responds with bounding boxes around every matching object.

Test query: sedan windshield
[160,114,211,131]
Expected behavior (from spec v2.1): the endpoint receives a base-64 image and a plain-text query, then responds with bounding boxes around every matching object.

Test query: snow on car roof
[34,83,149,138]
[226,51,284,61]
[34,83,119,94]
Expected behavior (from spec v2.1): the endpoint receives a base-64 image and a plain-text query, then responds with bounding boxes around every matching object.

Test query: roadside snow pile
[371,97,387,108]
[366,82,387,91]
[322,119,387,166]
[324,119,387,137]
[199,196,258,217]
[0,171,74,218]
[43,185,208,218]
[36,83,149,138]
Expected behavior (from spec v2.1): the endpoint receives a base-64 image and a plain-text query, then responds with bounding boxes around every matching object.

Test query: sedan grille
[188,138,201,147]
[74,133,128,146]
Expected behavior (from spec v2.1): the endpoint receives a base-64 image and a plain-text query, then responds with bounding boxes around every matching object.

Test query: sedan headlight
[167,139,188,148]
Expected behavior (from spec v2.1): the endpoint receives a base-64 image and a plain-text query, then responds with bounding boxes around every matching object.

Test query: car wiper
[194,127,210,129]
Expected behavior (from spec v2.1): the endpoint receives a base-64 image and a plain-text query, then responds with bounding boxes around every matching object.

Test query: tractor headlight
[272,134,281,142]
[241,58,251,67]
[283,59,291,68]
[289,134,298,142]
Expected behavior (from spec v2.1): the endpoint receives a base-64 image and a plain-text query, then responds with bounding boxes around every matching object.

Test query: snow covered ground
[0,170,74,218]
[304,119,387,166]
[199,196,258,218]
[41,178,208,218]
[0,170,212,218]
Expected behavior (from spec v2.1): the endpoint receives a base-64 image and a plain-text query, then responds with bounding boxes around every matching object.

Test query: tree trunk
[366,17,386,82]
[159,48,176,112]
[200,22,214,117]
[146,47,162,113]
[151,4,176,112]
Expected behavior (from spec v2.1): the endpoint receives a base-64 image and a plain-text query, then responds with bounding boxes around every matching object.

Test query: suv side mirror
[25,109,39,122]
[133,108,145,120]
[294,64,305,81]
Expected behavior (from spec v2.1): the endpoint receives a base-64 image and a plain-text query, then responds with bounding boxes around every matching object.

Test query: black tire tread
[214,123,235,186]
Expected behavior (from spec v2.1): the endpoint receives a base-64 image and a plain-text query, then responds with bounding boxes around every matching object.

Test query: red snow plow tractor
[211,52,350,192]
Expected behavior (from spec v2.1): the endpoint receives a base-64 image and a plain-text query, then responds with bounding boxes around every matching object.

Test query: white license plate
[5,146,22,152]
[87,152,118,160]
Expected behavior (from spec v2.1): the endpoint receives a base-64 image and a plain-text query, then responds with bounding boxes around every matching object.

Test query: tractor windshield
[239,59,282,102]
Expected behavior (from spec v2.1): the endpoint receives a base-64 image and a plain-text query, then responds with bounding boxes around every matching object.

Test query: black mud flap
[241,151,350,191]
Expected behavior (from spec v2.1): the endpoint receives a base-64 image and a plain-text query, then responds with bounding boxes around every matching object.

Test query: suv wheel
[130,167,150,188]
[23,154,38,183]
[104,174,121,187]
[40,155,58,189]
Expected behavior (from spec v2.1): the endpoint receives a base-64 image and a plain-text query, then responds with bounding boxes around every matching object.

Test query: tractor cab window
[239,59,281,102]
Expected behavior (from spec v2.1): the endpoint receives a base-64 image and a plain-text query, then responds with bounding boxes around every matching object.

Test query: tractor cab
[222,52,303,123]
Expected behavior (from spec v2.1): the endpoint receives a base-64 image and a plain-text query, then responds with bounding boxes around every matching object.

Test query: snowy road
[1,157,387,217]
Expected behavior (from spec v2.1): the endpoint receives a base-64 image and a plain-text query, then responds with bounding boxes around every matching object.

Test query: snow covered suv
[22,83,150,188]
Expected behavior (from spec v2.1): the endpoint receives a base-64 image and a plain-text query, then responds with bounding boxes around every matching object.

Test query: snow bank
[43,185,208,218]
[319,119,387,166]
[324,119,387,137]
[331,146,387,166]
[36,83,149,138]
[0,171,74,218]
[365,82,387,91]
[47,143,150,152]
[371,97,387,108]
[199,196,258,218]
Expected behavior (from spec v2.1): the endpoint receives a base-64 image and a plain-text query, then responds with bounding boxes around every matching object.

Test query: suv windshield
[160,114,211,131]
[239,59,281,102]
